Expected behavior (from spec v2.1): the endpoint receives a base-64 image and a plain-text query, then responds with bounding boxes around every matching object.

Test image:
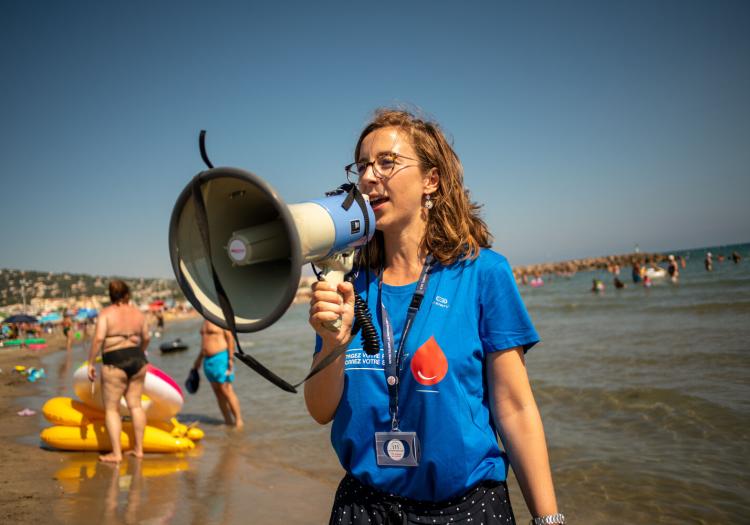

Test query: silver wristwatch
[531,513,565,525]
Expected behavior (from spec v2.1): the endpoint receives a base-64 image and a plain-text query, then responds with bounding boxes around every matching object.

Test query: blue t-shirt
[314,248,539,502]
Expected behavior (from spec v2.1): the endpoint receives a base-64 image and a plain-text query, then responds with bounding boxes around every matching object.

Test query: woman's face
[356,126,432,234]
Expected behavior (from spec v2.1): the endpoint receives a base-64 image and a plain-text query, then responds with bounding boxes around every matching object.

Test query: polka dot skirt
[329,474,516,525]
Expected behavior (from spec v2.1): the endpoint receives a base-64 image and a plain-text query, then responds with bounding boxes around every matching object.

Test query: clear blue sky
[2,1,748,278]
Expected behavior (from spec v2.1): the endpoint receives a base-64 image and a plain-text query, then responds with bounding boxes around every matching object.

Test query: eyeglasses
[345,152,419,183]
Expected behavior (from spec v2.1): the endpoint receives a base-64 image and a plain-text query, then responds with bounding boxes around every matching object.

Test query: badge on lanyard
[374,256,433,468]
[375,431,421,466]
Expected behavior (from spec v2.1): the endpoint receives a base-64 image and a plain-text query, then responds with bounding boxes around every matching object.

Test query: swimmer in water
[667,254,679,283]
[192,320,243,429]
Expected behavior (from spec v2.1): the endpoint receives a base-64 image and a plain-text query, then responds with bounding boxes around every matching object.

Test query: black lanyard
[379,255,434,431]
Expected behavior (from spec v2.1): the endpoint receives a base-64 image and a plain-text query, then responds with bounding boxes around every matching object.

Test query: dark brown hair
[355,108,491,268]
[109,280,130,304]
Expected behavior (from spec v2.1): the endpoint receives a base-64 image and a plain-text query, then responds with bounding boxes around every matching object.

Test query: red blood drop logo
[410,336,448,386]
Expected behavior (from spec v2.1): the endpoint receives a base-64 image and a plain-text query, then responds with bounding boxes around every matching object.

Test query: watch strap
[531,513,566,525]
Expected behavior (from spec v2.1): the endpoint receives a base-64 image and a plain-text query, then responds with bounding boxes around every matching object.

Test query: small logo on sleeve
[433,295,449,309]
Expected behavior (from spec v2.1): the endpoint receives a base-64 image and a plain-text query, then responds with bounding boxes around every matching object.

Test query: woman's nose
[358,163,379,186]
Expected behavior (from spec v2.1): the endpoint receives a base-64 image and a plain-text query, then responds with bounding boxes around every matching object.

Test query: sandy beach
[0,339,64,523]
[0,330,337,525]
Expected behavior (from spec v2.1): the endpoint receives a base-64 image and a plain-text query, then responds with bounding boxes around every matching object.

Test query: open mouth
[369,196,389,210]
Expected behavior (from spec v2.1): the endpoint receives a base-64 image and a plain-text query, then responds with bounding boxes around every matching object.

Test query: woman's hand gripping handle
[308,280,356,349]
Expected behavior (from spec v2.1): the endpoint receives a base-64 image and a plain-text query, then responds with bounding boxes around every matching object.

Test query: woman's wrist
[530,513,565,525]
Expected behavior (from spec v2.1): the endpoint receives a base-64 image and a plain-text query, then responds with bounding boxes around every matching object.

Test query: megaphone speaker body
[169,168,374,333]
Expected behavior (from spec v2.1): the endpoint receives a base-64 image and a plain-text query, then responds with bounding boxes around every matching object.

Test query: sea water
[513,243,750,523]
[41,243,749,524]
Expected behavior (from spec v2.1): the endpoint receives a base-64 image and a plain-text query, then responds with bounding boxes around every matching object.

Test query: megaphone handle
[320,269,345,332]
[324,319,342,331]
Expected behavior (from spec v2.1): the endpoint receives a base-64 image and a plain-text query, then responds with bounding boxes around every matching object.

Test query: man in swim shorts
[192,320,244,428]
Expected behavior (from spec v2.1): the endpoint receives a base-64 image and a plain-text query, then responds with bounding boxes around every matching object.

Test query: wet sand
[0,332,337,524]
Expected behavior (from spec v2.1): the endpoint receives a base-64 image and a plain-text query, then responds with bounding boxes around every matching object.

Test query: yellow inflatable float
[40,362,205,453]
[41,396,204,442]
[40,396,204,453]
[40,422,194,453]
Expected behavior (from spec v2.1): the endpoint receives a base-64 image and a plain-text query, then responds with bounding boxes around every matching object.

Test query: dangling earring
[424,194,434,210]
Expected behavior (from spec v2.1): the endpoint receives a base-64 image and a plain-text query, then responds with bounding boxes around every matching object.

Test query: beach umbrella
[2,314,38,324]
[72,308,98,321]
[149,300,165,311]
[40,312,63,324]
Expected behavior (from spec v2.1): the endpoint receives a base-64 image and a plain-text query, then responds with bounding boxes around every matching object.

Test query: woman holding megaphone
[305,109,563,525]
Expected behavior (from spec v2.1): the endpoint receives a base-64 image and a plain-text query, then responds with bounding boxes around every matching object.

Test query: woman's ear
[423,167,439,195]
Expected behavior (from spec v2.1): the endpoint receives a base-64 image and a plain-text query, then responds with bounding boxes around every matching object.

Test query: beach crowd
[512,249,744,292]
[0,301,192,348]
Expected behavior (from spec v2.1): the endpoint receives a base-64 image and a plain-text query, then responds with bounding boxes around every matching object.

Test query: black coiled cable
[351,290,379,355]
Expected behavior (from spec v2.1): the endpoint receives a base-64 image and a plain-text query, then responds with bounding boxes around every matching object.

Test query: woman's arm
[487,347,559,518]
[224,329,235,374]
[86,315,107,381]
[139,312,151,354]
[303,280,355,425]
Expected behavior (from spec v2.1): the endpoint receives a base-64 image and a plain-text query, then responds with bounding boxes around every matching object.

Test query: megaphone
[168,167,375,333]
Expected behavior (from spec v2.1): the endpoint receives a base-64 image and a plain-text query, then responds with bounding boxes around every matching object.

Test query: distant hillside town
[0,268,181,313]
[0,267,319,315]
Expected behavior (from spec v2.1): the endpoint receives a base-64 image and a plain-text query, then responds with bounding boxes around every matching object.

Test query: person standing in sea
[87,280,150,462]
[62,313,74,352]
[631,259,642,283]
[667,254,679,283]
[305,109,563,525]
[192,320,243,429]
[154,310,165,336]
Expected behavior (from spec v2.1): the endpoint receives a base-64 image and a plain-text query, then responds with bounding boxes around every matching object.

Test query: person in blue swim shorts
[305,109,563,524]
[192,320,243,428]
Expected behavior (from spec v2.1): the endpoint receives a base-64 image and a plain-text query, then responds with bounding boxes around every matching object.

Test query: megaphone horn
[169,168,375,334]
